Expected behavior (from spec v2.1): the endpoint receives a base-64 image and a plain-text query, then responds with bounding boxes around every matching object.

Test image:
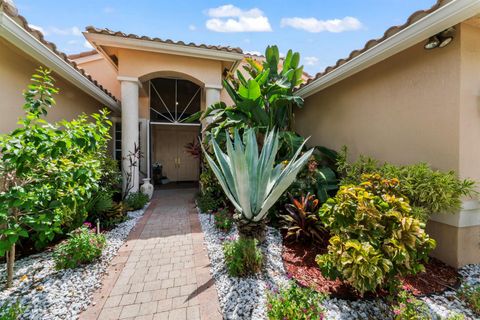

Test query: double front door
[152,125,200,182]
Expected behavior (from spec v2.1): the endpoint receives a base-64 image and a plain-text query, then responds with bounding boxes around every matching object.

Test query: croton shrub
[316,174,436,295]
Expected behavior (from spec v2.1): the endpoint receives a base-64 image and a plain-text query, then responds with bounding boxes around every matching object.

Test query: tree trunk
[6,243,15,289]
[235,217,267,243]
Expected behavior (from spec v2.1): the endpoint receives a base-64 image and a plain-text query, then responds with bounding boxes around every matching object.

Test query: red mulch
[282,237,460,300]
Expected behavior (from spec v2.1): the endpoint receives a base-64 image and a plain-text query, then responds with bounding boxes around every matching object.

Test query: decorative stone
[140,178,154,199]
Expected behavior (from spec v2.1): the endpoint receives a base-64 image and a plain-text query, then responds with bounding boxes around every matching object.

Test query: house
[294,0,480,267]
[1,0,479,268]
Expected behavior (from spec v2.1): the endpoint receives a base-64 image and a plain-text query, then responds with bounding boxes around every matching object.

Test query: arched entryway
[148,76,201,185]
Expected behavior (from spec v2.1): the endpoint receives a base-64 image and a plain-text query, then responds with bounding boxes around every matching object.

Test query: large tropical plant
[203,128,313,240]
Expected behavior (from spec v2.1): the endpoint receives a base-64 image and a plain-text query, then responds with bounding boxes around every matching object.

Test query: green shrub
[0,301,23,320]
[197,192,222,213]
[53,225,106,269]
[267,282,327,320]
[86,194,127,229]
[223,238,263,277]
[214,208,233,232]
[316,174,436,295]
[458,284,480,316]
[391,290,431,320]
[281,193,324,243]
[337,147,476,220]
[98,154,122,195]
[444,313,466,320]
[125,192,149,210]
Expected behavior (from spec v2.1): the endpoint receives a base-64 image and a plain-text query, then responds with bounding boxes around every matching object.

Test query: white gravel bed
[198,209,480,320]
[0,205,148,320]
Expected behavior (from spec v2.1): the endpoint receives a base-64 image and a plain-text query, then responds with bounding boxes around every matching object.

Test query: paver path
[81,188,222,320]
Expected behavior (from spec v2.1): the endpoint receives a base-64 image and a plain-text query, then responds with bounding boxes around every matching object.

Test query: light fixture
[424,27,456,50]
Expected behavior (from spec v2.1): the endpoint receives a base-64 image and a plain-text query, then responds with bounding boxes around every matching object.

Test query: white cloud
[188,24,196,31]
[83,40,94,49]
[281,16,362,33]
[244,50,262,56]
[205,4,272,32]
[28,24,47,35]
[304,56,319,66]
[50,26,82,36]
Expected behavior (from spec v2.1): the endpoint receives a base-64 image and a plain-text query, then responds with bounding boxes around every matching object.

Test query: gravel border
[0,205,148,320]
[198,209,479,320]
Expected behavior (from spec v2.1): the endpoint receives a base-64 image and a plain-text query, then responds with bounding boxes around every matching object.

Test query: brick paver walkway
[81,189,222,320]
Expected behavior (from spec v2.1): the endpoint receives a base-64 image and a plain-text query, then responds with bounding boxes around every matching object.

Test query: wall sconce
[424,27,456,50]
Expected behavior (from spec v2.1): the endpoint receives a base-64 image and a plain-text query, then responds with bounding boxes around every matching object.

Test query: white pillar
[205,85,222,109]
[118,77,141,194]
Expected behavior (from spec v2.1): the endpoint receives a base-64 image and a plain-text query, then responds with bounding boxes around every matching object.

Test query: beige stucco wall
[295,35,461,173]
[74,55,120,99]
[0,38,107,134]
[296,23,480,267]
[117,48,223,88]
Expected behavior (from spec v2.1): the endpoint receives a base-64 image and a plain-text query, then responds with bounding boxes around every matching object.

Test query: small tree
[0,68,111,288]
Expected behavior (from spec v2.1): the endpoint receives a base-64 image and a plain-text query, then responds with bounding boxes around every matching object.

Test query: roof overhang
[297,0,480,98]
[0,11,120,112]
[84,32,245,70]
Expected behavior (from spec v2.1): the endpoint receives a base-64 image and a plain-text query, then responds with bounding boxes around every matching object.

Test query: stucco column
[204,85,222,128]
[118,76,141,194]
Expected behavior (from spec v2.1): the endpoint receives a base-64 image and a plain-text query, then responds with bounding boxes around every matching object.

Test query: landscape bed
[198,208,480,320]
[0,205,148,320]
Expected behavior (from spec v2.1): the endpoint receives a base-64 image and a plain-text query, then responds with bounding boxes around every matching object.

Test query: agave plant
[203,128,313,241]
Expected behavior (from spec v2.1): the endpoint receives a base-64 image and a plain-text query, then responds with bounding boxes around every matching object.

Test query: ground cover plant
[124,191,149,211]
[223,238,263,277]
[53,224,106,270]
[458,284,480,316]
[316,174,436,295]
[390,289,431,320]
[0,300,23,320]
[214,208,233,232]
[0,68,111,288]
[266,282,327,320]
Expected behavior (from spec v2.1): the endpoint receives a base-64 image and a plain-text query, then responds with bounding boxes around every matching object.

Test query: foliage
[337,147,476,219]
[223,238,263,277]
[86,194,127,229]
[316,174,436,295]
[391,290,431,320]
[122,143,142,199]
[281,193,324,243]
[184,139,201,159]
[53,225,106,269]
[443,313,466,320]
[197,192,223,213]
[98,154,122,195]
[203,128,313,224]
[266,282,327,320]
[187,45,304,136]
[0,301,23,320]
[124,192,149,211]
[214,208,233,232]
[0,68,110,287]
[458,284,480,316]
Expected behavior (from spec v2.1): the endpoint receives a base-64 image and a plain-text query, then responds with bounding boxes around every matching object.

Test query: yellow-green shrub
[316,174,436,295]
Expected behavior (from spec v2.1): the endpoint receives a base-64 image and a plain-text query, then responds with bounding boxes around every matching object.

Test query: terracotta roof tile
[298,0,450,90]
[0,1,118,102]
[85,26,243,54]
[67,50,98,60]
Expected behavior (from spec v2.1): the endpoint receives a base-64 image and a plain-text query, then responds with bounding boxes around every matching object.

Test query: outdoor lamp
[424,27,456,50]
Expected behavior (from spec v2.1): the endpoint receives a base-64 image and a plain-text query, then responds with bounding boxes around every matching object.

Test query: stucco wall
[117,48,223,88]
[74,55,120,99]
[295,36,461,173]
[0,38,106,134]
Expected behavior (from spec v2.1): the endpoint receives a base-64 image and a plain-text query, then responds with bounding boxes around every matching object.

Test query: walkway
[81,189,222,320]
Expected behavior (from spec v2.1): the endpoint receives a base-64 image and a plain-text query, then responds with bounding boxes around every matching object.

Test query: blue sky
[16,0,435,75]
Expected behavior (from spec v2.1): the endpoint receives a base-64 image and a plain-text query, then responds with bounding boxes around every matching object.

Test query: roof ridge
[85,26,244,54]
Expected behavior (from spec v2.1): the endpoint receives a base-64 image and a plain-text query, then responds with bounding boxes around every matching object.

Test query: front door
[152,125,200,182]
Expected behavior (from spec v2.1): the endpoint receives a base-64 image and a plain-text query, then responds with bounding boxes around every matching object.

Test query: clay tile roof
[85,26,244,54]
[0,2,118,102]
[298,0,450,90]
[67,50,98,60]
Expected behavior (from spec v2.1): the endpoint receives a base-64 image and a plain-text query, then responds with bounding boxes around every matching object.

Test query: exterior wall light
[424,27,456,50]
